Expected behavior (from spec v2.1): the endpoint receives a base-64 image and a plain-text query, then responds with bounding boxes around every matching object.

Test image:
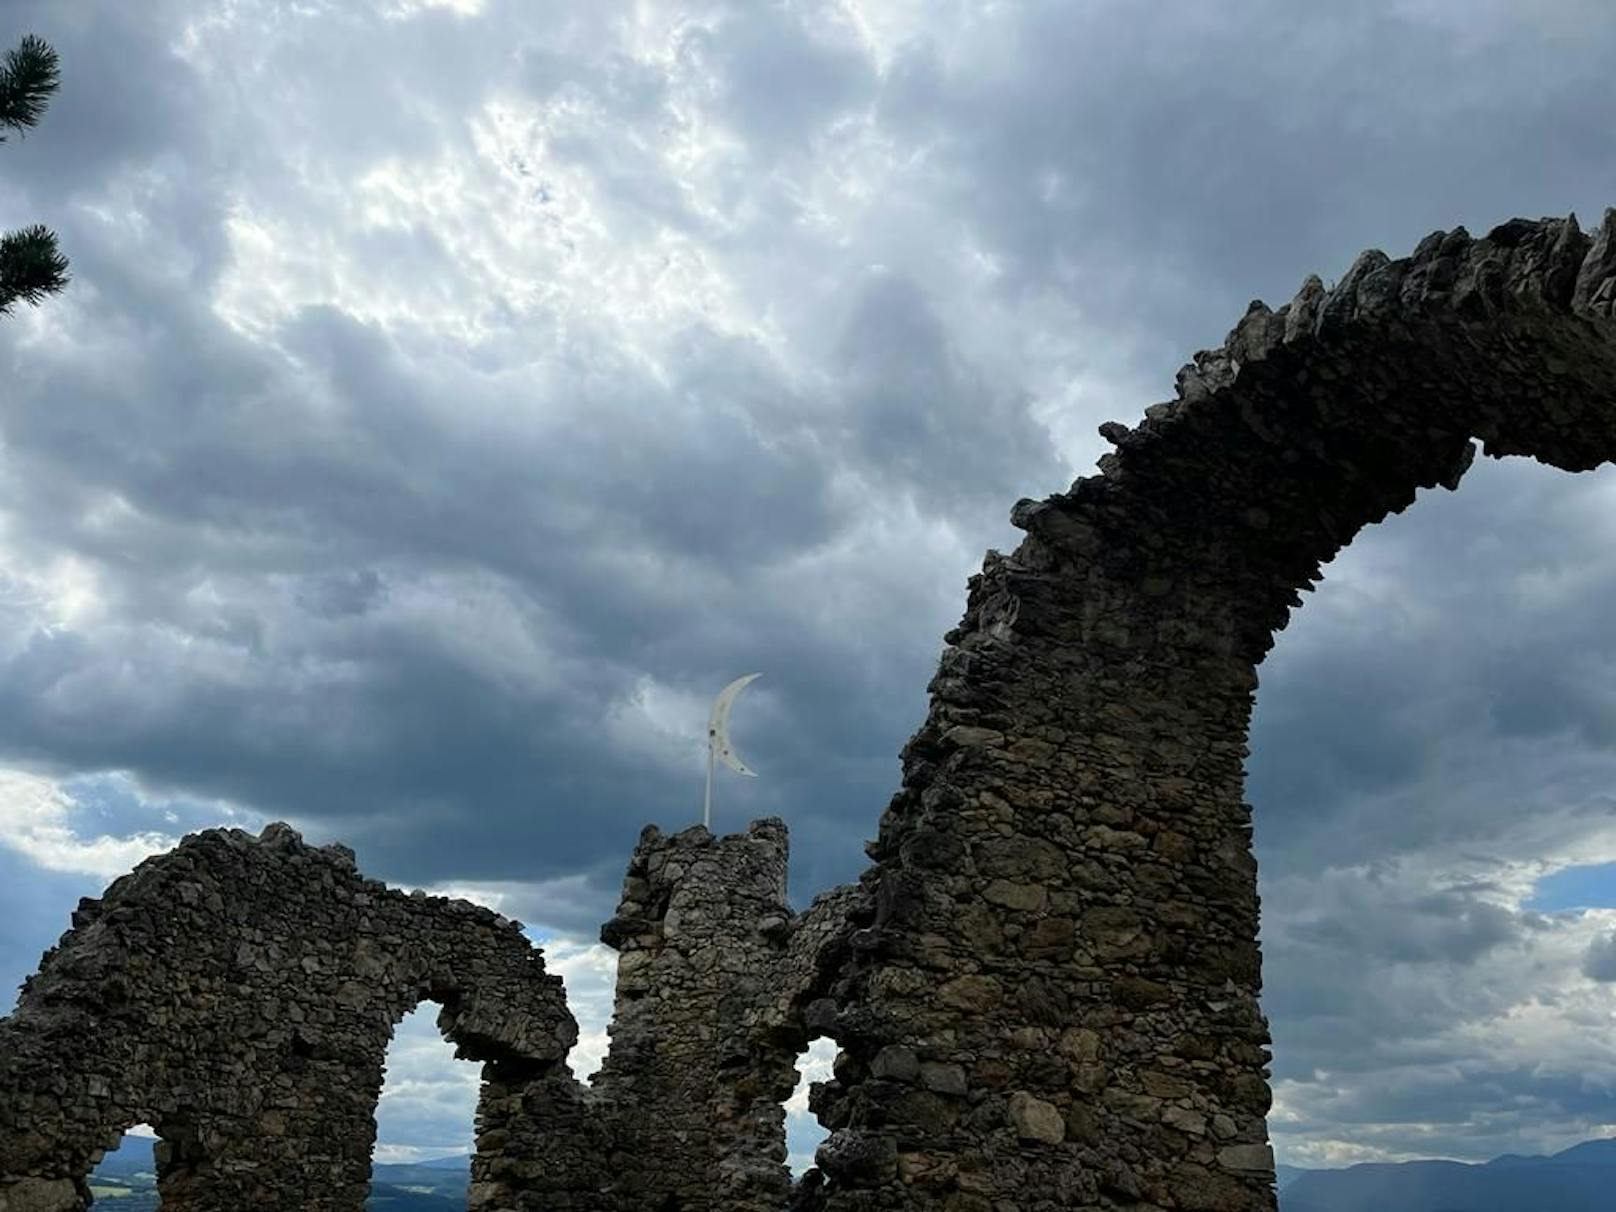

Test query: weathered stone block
[0,1177,78,1212]
[1007,1091,1064,1144]
[919,1062,967,1097]
[1217,1143,1275,1173]
[981,881,1046,912]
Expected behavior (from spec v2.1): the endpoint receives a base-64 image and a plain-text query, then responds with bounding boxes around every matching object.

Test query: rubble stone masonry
[0,824,575,1211]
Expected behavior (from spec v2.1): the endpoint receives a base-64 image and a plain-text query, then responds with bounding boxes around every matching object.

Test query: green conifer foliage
[0,33,68,316]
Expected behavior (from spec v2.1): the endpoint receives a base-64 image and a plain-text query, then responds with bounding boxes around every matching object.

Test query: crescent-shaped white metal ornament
[704,672,760,828]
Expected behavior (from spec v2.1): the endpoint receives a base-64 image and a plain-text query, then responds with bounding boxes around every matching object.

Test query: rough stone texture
[471,819,855,1211]
[0,823,575,1212]
[800,210,1616,1212]
[8,211,1616,1211]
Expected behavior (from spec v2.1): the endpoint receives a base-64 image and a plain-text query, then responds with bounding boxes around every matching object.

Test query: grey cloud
[1250,454,1616,873]
[517,40,668,127]
[0,269,933,907]
[690,3,874,152]
[1288,1063,1616,1133]
[2,3,208,196]
[835,269,1063,513]
[870,1,1616,387]
[1286,887,1522,967]
[296,569,389,619]
[1580,932,1616,982]
[1256,855,1600,1110]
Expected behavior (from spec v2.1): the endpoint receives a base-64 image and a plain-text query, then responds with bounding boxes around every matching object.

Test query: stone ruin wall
[803,209,1616,1212]
[0,823,576,1212]
[0,816,856,1212]
[471,818,857,1211]
[4,209,1616,1212]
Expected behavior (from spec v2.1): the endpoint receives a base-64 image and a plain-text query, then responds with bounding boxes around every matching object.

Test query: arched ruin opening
[86,1125,161,1209]
[1243,448,1616,1170]
[368,1004,480,1201]
[75,1115,212,1211]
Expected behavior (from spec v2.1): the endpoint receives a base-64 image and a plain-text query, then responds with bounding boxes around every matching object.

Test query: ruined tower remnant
[5,210,1616,1211]
[472,819,829,1210]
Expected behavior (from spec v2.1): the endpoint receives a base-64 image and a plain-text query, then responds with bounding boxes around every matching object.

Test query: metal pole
[704,738,715,829]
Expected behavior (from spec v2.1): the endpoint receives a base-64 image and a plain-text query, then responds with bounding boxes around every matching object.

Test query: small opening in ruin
[370,1004,480,1208]
[539,933,617,1082]
[785,1037,838,1178]
[87,1123,162,1209]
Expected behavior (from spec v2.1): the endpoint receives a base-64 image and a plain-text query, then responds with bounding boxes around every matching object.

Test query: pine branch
[0,223,69,315]
[0,33,61,142]
[0,36,69,318]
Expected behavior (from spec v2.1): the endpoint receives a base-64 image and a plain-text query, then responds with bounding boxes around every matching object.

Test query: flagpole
[703,737,715,829]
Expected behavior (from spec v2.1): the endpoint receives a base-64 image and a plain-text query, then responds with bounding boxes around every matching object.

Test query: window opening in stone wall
[540,933,617,1084]
[1246,454,1616,1188]
[785,1036,838,1178]
[86,1124,162,1210]
[369,1004,480,1209]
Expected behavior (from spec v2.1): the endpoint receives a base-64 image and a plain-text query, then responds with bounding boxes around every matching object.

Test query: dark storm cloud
[1250,474,1616,1162]
[0,0,1035,939]
[870,0,1616,369]
[1281,1061,1616,1144]
[1249,455,1616,871]
[5,0,1616,1169]
[836,268,1059,513]
[1286,885,1521,967]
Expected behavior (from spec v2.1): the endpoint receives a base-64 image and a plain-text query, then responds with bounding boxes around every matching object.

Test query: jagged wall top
[1007,210,1616,666]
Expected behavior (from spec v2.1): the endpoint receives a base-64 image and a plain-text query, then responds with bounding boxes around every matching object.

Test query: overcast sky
[4,0,1616,1177]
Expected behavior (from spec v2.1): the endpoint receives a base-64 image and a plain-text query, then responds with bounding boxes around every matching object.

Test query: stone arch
[802,212,1616,1211]
[0,822,575,1212]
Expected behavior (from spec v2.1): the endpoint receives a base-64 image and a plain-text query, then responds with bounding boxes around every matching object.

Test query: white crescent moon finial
[703,673,762,827]
[708,672,761,776]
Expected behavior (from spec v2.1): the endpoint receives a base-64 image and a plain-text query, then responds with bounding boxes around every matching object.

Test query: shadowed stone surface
[6,210,1616,1211]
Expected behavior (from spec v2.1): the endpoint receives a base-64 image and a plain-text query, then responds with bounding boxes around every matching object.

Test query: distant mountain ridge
[413,1153,474,1171]
[1282,1137,1616,1212]
[1276,1163,1310,1191]
[91,1136,1616,1210]
[88,1140,471,1210]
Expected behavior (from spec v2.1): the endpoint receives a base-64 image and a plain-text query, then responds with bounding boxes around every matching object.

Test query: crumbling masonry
[5,210,1616,1211]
